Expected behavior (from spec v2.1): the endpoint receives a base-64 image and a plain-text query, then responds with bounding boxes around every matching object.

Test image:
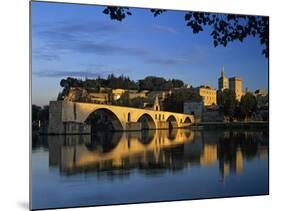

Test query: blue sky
[32,1,268,106]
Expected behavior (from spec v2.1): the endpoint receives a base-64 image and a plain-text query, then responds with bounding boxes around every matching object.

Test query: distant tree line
[32,105,49,130]
[163,88,202,113]
[109,88,202,112]
[138,76,184,91]
[112,91,148,108]
[58,75,185,100]
[217,89,258,121]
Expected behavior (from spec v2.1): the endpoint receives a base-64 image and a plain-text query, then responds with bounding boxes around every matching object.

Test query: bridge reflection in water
[46,129,268,179]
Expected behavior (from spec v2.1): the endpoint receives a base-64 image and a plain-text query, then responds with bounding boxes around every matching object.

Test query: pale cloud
[147,57,189,65]
[151,24,177,34]
[33,70,108,78]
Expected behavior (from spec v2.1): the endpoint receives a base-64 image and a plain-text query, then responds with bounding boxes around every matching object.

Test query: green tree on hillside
[240,92,257,119]
[116,91,131,106]
[217,89,237,120]
[163,88,202,113]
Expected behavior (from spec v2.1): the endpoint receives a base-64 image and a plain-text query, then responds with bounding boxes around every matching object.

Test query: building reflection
[44,129,268,179]
[200,144,217,166]
[217,130,268,178]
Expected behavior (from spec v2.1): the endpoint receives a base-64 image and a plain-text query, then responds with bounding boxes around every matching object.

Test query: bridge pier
[125,122,142,131]
[157,121,169,129]
[48,101,91,134]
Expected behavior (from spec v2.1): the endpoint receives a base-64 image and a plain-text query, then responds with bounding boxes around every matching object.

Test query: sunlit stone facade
[196,86,217,106]
[229,77,243,101]
[217,66,243,102]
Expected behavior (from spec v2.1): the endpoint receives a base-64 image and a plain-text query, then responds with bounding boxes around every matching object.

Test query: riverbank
[34,121,269,135]
[191,121,269,130]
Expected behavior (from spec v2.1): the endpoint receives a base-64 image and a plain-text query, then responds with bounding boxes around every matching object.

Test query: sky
[31,1,269,106]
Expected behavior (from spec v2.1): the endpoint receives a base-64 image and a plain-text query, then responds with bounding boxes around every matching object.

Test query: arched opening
[85,108,123,132]
[184,117,192,124]
[166,115,178,130]
[137,113,156,130]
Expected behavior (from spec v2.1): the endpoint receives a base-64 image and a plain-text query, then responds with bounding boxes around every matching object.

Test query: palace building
[229,77,243,101]
[196,86,217,106]
[217,66,243,101]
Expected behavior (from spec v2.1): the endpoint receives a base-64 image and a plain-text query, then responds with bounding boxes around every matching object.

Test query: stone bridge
[48,101,194,134]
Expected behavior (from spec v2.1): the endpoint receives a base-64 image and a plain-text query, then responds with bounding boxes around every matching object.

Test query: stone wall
[202,110,224,122]
[48,101,64,134]
[125,122,142,131]
[48,101,91,134]
[64,122,91,134]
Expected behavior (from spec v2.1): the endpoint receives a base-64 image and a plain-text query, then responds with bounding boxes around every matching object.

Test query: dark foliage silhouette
[103,7,269,58]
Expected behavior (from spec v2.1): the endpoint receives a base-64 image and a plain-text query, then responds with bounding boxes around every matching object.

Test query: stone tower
[153,96,160,111]
[229,77,243,101]
[218,65,229,91]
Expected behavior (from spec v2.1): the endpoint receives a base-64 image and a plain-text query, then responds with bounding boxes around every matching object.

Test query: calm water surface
[32,129,269,210]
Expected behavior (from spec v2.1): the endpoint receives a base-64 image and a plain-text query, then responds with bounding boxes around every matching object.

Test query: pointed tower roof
[221,65,225,77]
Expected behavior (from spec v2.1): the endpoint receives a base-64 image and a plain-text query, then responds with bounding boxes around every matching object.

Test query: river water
[31,128,269,210]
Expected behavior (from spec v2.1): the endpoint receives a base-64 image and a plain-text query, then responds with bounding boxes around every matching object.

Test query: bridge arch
[137,113,156,130]
[184,116,192,124]
[166,115,178,129]
[85,108,124,131]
